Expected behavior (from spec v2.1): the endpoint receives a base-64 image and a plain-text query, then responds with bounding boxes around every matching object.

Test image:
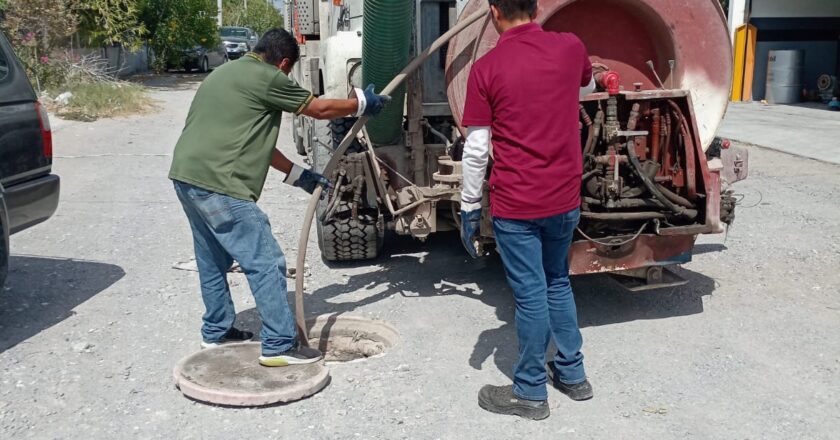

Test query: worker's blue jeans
[492,208,586,401]
[173,180,296,356]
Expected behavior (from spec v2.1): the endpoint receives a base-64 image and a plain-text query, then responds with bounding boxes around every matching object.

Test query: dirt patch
[309,332,387,362]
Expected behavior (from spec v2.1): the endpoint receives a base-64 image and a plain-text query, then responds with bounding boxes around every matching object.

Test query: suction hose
[293,8,490,346]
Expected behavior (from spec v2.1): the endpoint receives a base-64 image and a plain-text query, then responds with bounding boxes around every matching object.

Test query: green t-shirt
[169,55,313,201]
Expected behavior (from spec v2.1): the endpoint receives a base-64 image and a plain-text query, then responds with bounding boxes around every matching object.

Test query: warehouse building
[728,0,840,103]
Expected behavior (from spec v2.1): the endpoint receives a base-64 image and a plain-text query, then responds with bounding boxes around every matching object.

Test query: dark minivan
[0,31,60,286]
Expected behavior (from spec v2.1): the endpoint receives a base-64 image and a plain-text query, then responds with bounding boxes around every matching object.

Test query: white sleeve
[460,126,491,211]
[352,88,368,117]
[579,77,596,100]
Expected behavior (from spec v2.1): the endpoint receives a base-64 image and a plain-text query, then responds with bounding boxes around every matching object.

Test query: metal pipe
[423,120,452,149]
[646,60,666,89]
[293,7,490,345]
[583,197,665,209]
[588,109,604,155]
[582,211,666,221]
[650,108,661,163]
[580,106,595,156]
[667,100,697,198]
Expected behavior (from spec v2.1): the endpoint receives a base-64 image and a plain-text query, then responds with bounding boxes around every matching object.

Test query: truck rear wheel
[317,202,383,261]
[310,118,383,262]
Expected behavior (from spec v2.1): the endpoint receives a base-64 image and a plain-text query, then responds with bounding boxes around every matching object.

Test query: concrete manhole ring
[173,343,329,407]
[306,315,399,364]
[172,316,397,405]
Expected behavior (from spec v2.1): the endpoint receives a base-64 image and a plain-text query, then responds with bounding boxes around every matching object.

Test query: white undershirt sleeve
[460,126,491,212]
[579,77,596,100]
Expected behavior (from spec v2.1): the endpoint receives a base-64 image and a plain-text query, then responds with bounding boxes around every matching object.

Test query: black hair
[488,0,538,19]
[254,28,300,65]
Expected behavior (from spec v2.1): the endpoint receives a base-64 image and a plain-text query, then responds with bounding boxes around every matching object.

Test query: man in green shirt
[170,29,389,367]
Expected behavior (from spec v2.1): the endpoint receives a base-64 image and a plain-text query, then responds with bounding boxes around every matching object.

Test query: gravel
[1,74,838,439]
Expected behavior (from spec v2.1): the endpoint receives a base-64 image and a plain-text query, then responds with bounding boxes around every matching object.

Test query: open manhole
[306,315,399,363]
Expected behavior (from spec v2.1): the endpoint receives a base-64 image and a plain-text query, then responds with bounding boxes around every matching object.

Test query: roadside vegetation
[0,0,281,121]
[44,55,153,121]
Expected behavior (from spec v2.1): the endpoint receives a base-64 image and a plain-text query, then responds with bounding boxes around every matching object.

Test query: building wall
[751,0,840,18]
[752,41,838,101]
[732,0,840,101]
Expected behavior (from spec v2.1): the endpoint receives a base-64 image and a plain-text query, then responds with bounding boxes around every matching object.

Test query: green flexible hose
[362,0,412,145]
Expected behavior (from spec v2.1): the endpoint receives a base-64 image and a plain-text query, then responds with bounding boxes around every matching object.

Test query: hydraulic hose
[626,138,698,220]
[293,8,490,346]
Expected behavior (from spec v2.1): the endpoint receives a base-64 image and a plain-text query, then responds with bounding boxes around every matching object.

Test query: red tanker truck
[288,0,748,289]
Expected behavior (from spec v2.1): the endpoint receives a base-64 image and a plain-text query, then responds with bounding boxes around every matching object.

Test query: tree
[1,0,77,50]
[222,0,283,35]
[139,0,219,70]
[75,0,147,50]
[0,0,78,89]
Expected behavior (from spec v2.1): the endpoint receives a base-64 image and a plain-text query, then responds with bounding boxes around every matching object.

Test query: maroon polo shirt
[462,22,592,220]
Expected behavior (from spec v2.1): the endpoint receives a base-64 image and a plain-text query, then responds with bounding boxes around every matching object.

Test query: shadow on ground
[134,72,208,91]
[0,256,125,352]
[236,232,716,380]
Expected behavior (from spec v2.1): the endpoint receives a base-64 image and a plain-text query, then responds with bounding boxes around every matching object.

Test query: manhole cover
[173,343,329,407]
[306,315,399,363]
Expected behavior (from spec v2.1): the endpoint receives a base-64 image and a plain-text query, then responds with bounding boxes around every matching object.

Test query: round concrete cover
[173,342,330,406]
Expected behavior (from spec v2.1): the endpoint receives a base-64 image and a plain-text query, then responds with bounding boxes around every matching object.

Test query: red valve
[596,71,621,96]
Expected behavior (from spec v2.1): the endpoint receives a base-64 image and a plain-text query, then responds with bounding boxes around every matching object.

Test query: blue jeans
[493,208,586,401]
[173,180,296,356]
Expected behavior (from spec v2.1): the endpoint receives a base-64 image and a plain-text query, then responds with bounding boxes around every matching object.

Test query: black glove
[460,208,482,259]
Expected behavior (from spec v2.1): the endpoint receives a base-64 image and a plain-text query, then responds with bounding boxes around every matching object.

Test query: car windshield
[221,28,249,38]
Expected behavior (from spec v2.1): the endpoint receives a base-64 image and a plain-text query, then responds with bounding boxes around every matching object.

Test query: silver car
[220,27,259,60]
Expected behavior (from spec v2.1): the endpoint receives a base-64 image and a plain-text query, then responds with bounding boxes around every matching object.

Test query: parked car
[169,42,228,73]
[183,44,228,73]
[0,32,60,287]
[220,26,259,60]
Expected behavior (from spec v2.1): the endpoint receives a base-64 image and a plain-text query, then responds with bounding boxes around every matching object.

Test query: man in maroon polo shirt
[459,0,596,420]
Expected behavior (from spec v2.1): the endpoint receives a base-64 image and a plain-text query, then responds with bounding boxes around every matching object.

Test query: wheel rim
[203,58,208,71]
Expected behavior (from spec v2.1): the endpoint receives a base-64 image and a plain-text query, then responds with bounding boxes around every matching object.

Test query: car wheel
[199,57,209,73]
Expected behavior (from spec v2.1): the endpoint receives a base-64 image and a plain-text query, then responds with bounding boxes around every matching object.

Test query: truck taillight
[35,101,53,159]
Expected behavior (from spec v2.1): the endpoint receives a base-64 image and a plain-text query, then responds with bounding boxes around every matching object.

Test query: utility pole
[244,0,248,11]
[217,0,223,26]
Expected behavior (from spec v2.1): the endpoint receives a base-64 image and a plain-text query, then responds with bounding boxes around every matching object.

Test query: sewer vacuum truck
[286,0,748,289]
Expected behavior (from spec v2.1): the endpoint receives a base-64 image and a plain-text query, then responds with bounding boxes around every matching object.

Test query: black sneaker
[477,385,550,421]
[547,363,593,401]
[259,343,323,367]
[200,327,254,349]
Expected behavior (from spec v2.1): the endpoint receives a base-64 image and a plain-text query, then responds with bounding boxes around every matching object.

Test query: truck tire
[318,202,383,261]
[310,118,383,262]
